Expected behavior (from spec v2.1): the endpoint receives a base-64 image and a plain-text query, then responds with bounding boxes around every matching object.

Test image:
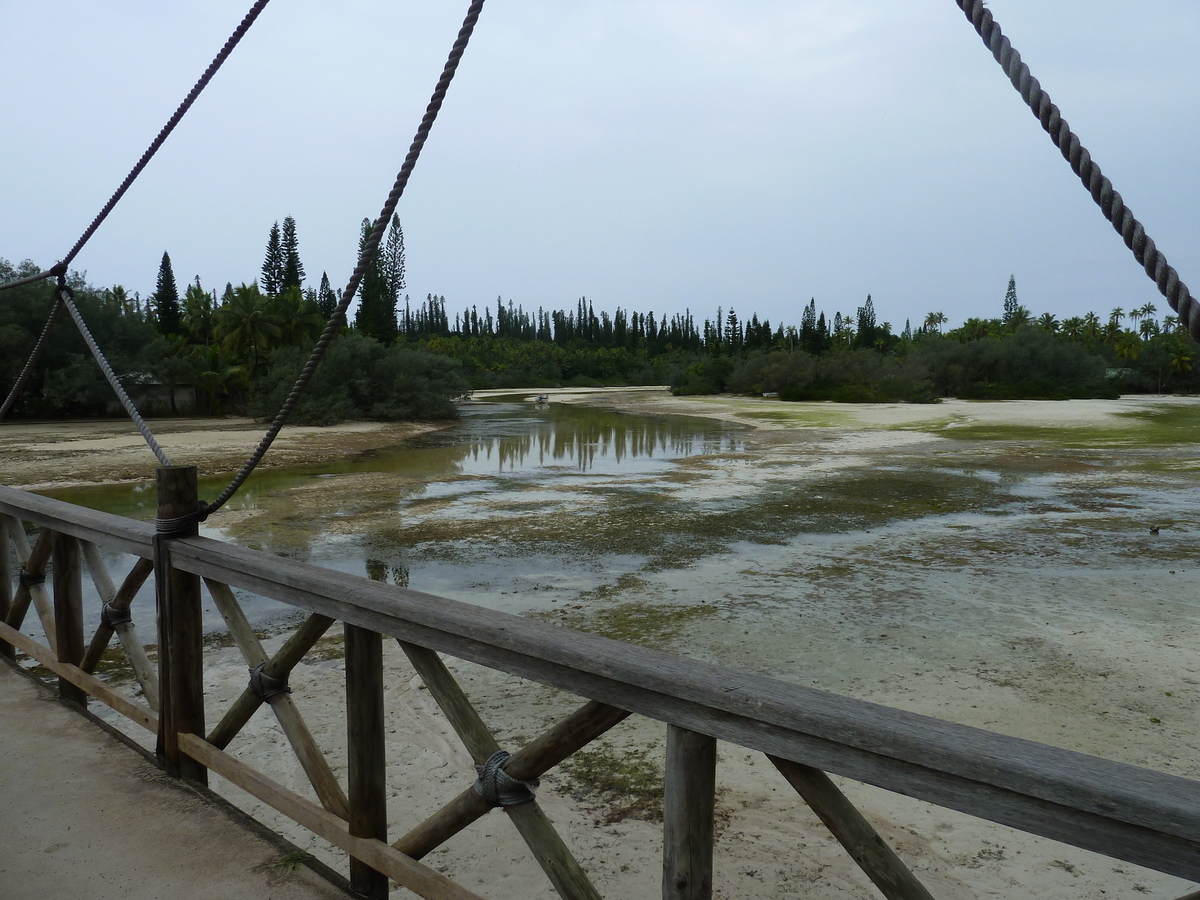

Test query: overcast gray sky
[3,1,1198,333]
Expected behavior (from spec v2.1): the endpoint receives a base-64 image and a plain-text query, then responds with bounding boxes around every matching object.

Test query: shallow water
[18,395,1200,900]
[40,401,746,629]
[27,398,1200,768]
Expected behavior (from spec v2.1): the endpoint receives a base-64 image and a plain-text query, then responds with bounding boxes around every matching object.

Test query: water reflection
[436,402,742,477]
[39,401,745,627]
[47,402,743,519]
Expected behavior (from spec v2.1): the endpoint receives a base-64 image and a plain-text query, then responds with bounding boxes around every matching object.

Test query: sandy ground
[5,395,1199,899]
[0,417,448,491]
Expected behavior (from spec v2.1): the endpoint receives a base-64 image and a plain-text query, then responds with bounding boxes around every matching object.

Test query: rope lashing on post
[248,661,290,701]
[0,291,63,421]
[18,568,46,588]
[155,506,210,537]
[0,0,275,298]
[202,0,487,518]
[473,750,539,808]
[954,0,1200,343]
[101,602,133,628]
[55,280,174,467]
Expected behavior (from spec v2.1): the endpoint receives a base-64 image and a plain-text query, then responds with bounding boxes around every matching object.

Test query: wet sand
[5,394,1199,898]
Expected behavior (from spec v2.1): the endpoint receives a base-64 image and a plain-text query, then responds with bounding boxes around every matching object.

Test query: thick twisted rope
[0,269,58,292]
[204,0,487,516]
[955,0,1200,342]
[0,0,273,295]
[57,283,174,466]
[0,291,63,421]
[473,750,539,807]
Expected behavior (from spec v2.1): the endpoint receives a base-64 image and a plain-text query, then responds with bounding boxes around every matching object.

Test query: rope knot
[473,750,538,808]
[248,662,290,701]
[18,567,46,589]
[155,502,209,537]
[101,602,132,628]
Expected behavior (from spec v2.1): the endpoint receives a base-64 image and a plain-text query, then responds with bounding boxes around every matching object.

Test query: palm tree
[1114,331,1142,362]
[1109,307,1124,328]
[214,283,281,375]
[1170,349,1193,375]
[1060,317,1085,342]
[106,285,133,315]
[1037,312,1059,332]
[955,317,992,342]
[1003,305,1032,331]
[923,311,947,334]
[184,344,249,414]
[183,280,214,345]
[271,286,325,347]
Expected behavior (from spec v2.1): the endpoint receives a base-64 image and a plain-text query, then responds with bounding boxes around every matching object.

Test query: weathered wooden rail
[2,474,1199,899]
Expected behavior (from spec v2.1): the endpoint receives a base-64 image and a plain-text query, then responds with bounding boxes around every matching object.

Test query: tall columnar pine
[1003,275,1019,323]
[354,217,397,343]
[281,216,305,291]
[317,272,339,321]
[153,251,181,335]
[382,214,406,305]
[854,295,877,349]
[262,221,284,296]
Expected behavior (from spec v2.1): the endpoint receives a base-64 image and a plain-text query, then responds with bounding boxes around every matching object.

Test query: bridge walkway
[0,660,352,900]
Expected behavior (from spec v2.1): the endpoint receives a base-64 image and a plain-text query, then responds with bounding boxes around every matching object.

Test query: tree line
[3,216,1198,423]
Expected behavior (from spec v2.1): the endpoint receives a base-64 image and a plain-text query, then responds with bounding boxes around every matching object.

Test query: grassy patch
[536,599,718,647]
[272,850,312,871]
[927,402,1200,449]
[738,408,854,428]
[556,741,664,824]
[304,633,345,662]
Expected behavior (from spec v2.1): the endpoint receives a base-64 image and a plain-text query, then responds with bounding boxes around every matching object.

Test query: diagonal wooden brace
[79,547,158,709]
[205,578,349,820]
[4,519,56,653]
[399,641,604,900]
[393,665,630,864]
[770,756,938,900]
[206,611,335,749]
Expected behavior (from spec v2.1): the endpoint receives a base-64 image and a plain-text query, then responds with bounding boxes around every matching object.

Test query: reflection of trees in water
[366,558,410,587]
[466,411,741,473]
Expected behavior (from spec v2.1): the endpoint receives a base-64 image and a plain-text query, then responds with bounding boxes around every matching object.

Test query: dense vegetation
[4,218,1199,423]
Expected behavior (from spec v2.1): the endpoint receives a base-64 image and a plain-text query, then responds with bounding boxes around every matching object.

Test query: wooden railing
[2,474,1199,899]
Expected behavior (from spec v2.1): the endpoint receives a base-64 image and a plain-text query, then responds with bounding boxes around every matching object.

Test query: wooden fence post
[0,516,11,660]
[663,725,717,900]
[154,465,206,785]
[346,623,388,899]
[51,530,86,706]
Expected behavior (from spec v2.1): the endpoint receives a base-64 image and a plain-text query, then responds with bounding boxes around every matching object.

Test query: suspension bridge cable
[0,291,63,421]
[56,284,174,466]
[954,0,1200,342]
[203,0,488,517]
[0,0,274,295]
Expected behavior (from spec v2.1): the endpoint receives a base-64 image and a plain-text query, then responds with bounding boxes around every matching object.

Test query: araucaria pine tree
[353,217,397,343]
[317,271,338,321]
[153,251,181,335]
[1003,275,1019,323]
[280,215,305,291]
[261,221,284,296]
[382,213,406,307]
